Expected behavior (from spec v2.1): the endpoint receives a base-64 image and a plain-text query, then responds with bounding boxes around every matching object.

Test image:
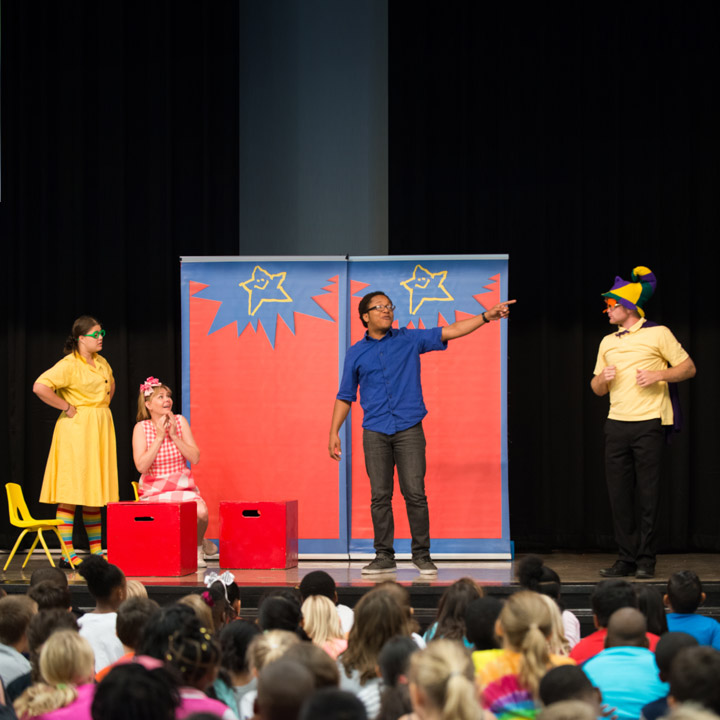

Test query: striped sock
[82,507,103,555]
[56,504,78,562]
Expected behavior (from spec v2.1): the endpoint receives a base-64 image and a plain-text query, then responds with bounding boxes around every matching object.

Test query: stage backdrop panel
[181,257,349,555]
[181,255,510,558]
[347,256,510,557]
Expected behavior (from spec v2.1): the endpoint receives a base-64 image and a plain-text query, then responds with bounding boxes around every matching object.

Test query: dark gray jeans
[362,422,430,558]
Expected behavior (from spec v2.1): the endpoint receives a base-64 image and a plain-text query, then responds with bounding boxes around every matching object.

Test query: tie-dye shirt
[476,650,575,720]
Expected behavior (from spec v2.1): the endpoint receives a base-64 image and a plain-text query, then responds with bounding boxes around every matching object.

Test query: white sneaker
[197,547,207,568]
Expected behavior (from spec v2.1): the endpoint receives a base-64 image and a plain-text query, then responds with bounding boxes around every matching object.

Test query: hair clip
[140,377,162,396]
[204,570,236,602]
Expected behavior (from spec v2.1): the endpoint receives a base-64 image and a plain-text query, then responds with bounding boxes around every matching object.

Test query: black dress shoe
[59,558,80,569]
[599,560,637,577]
[636,565,655,579]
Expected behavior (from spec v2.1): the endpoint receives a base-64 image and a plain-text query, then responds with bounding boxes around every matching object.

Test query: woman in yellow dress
[33,315,119,567]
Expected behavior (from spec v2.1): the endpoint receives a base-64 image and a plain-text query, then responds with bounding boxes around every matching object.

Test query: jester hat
[602,266,657,318]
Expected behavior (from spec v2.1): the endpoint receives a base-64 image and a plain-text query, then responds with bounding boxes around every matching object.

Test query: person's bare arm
[328,399,352,461]
[591,366,616,396]
[33,382,77,418]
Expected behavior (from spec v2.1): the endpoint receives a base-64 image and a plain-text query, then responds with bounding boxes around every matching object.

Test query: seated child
[76,555,127,673]
[665,571,720,650]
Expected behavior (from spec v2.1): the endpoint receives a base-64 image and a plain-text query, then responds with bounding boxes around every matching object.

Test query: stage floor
[3,551,719,589]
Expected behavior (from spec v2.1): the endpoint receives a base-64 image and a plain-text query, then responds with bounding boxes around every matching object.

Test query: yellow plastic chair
[131,481,140,501]
[4,483,75,571]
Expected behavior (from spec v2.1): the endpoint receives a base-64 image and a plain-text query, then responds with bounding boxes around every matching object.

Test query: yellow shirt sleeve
[35,355,74,390]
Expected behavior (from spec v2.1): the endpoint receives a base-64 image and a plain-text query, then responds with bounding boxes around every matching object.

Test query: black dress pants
[604,418,664,566]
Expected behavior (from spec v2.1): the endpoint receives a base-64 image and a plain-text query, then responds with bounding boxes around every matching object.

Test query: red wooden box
[219,501,298,569]
[107,501,197,576]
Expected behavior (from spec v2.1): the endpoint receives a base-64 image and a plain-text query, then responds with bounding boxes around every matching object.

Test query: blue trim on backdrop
[337,264,350,555]
[180,265,192,421]
[500,264,511,546]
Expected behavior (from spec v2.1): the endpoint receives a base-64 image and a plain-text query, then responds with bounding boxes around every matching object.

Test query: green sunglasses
[81,330,106,339]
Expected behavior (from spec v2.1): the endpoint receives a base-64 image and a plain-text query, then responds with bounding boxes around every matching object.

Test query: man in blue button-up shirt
[329,290,514,575]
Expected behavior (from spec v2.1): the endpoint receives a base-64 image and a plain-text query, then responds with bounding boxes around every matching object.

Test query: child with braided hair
[165,620,238,719]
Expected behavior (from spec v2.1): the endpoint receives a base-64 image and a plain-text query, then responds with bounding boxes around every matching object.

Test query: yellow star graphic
[238,266,292,316]
[400,264,454,315]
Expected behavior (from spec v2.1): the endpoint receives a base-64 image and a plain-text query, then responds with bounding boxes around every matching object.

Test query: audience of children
[4,562,720,720]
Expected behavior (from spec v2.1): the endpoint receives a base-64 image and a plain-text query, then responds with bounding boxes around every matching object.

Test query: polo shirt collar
[616,317,646,337]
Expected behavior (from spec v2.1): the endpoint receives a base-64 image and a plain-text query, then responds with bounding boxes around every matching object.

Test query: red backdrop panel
[350,277,503,541]
[188,278,341,539]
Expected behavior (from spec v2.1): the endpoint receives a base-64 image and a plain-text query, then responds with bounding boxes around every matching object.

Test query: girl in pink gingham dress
[132,377,212,567]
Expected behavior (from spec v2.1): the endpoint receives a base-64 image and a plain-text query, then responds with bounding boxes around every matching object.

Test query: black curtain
[0,1,239,548]
[388,1,720,552]
[2,1,719,555]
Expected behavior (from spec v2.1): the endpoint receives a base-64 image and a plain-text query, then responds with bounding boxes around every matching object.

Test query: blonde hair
[409,639,482,720]
[538,594,570,656]
[125,579,149,599]
[302,595,344,647]
[247,629,299,673]
[179,594,215,634]
[14,630,94,718]
[136,383,172,422]
[499,591,553,699]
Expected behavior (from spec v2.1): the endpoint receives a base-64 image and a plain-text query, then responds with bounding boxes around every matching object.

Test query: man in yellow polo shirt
[591,267,695,579]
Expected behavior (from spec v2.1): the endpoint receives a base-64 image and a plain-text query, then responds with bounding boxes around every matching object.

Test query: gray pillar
[239,0,388,256]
